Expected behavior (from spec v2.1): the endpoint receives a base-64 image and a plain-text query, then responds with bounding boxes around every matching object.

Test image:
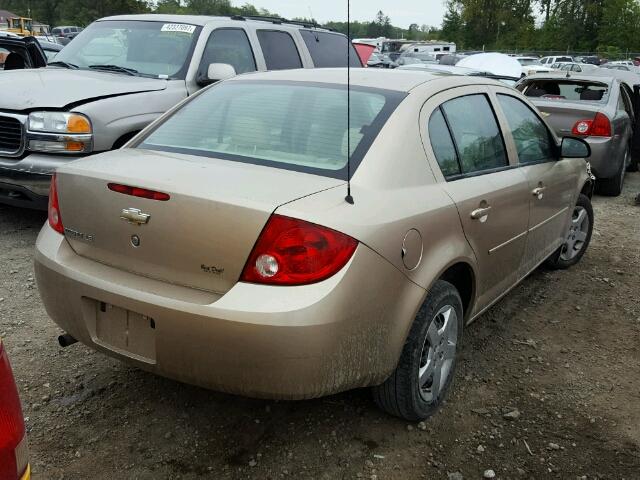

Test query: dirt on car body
[1,173,639,479]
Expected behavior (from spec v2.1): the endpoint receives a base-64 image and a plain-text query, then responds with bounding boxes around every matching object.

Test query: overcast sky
[232,0,447,29]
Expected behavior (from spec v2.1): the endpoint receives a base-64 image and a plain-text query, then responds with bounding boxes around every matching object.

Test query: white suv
[0,14,361,209]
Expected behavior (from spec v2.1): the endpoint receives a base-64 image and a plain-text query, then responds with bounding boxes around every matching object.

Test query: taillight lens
[48,173,64,234]
[0,341,28,480]
[240,215,358,286]
[571,113,612,137]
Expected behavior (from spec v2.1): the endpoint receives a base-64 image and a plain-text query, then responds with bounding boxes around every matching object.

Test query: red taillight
[240,215,358,286]
[0,341,28,480]
[108,183,170,201]
[571,113,612,137]
[48,173,64,234]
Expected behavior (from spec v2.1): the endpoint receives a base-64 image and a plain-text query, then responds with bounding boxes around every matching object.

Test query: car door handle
[470,206,492,220]
[532,187,546,198]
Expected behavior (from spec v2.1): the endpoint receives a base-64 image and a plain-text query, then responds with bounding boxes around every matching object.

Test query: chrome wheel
[560,206,590,261]
[418,305,458,402]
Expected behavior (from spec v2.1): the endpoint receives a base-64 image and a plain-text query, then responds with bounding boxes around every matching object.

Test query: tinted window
[138,82,403,179]
[199,28,256,77]
[441,95,508,174]
[428,108,460,177]
[300,30,361,68]
[497,95,554,164]
[257,30,302,70]
[522,80,609,102]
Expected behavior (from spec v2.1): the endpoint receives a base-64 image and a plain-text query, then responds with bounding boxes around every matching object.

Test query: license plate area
[89,299,156,363]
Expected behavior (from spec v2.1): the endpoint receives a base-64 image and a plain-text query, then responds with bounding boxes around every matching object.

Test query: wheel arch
[581,179,595,199]
[112,130,141,149]
[437,261,476,321]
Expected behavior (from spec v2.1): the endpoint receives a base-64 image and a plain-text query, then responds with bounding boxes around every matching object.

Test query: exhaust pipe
[58,333,78,348]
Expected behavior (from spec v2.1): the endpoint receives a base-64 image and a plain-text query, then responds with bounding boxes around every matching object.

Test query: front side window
[257,30,302,70]
[138,81,404,179]
[497,94,554,164]
[300,30,361,68]
[198,28,256,78]
[439,95,508,175]
[52,20,201,78]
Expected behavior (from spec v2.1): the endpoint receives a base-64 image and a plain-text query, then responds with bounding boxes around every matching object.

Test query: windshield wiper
[89,64,139,76]
[48,60,79,69]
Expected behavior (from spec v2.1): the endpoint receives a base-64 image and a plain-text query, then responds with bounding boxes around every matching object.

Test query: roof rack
[228,14,334,31]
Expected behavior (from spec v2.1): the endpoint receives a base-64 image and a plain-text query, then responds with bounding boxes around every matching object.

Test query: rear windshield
[520,80,609,102]
[137,81,405,179]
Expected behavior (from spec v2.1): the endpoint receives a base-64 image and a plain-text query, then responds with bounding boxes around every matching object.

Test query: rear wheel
[546,193,593,270]
[372,280,463,421]
[598,147,628,196]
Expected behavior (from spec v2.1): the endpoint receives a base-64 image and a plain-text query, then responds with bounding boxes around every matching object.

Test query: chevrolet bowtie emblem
[120,208,151,225]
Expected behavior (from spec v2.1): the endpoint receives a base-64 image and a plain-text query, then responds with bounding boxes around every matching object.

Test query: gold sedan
[35,69,594,420]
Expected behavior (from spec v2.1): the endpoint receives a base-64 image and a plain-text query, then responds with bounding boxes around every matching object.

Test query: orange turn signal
[67,115,91,134]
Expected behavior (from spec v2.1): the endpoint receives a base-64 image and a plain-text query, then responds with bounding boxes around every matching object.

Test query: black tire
[627,153,639,172]
[372,280,463,421]
[598,147,627,196]
[545,193,594,270]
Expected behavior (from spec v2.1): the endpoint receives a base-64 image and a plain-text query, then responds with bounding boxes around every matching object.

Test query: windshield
[517,58,539,66]
[52,20,201,78]
[137,81,405,179]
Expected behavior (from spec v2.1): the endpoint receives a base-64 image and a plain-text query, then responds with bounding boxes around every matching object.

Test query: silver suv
[0,14,360,209]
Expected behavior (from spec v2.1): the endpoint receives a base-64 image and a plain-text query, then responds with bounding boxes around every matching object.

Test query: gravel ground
[1,173,639,480]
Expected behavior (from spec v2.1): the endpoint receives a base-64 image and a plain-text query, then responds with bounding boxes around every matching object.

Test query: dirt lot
[1,173,639,480]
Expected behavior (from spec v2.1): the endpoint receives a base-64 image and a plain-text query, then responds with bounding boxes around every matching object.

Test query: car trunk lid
[56,149,343,294]
[530,99,603,136]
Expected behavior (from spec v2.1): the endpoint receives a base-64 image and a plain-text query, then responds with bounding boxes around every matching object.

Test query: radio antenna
[345,0,354,205]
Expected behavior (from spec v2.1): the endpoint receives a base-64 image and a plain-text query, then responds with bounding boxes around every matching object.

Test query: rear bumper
[0,153,82,210]
[585,136,622,179]
[34,224,425,400]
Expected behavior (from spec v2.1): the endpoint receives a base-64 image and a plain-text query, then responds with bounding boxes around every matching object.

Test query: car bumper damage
[0,154,77,209]
[34,224,426,400]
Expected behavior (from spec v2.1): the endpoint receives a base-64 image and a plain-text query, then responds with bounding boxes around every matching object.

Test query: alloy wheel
[418,305,458,402]
[560,206,590,261]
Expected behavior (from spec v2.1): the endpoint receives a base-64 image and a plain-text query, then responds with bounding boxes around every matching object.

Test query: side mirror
[560,136,591,158]
[197,63,236,86]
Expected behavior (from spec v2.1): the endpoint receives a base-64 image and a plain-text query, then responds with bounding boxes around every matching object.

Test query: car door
[492,90,579,272]
[422,87,531,313]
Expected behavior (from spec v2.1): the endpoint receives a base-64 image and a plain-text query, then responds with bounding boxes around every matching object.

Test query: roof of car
[525,72,615,84]
[98,14,335,31]
[228,68,495,92]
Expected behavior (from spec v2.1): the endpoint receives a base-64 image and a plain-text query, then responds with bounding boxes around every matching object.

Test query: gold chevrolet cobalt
[35,69,594,420]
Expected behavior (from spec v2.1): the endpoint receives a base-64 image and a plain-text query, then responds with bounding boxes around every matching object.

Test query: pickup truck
[0,14,361,209]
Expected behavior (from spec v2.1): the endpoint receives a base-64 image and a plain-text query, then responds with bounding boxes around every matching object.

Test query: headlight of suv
[27,112,93,154]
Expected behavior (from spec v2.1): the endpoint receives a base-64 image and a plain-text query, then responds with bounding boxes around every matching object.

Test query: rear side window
[199,28,256,76]
[300,30,361,68]
[257,30,302,70]
[428,109,460,177]
[437,95,508,176]
[497,95,553,164]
